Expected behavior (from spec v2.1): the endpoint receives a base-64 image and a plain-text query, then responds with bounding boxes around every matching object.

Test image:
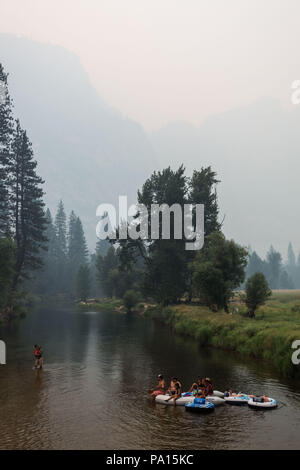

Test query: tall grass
[145,293,300,378]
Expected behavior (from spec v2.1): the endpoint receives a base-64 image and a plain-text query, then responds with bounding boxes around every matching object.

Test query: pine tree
[76,264,91,302]
[53,200,67,292]
[287,242,296,267]
[55,200,67,257]
[67,213,88,295]
[0,63,14,235]
[266,246,282,290]
[9,121,47,291]
[33,208,57,294]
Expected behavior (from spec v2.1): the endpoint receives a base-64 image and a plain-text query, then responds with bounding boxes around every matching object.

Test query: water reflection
[0,308,299,449]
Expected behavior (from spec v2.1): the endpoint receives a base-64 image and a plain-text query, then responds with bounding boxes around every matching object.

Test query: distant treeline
[246,243,300,290]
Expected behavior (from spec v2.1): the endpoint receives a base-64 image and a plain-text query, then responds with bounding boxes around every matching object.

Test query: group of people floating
[148,375,214,405]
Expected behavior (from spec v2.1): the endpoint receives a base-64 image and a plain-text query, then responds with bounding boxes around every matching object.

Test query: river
[0,307,299,450]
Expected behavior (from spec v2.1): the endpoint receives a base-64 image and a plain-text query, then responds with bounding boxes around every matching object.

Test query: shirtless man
[149,374,166,400]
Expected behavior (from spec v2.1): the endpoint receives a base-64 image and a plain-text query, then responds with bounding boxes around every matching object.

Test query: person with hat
[148,374,166,400]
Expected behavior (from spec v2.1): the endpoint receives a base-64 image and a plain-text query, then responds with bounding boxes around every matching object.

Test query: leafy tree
[76,265,91,302]
[188,166,221,236]
[123,289,139,313]
[9,121,47,293]
[191,232,248,311]
[0,64,14,236]
[114,165,221,304]
[245,272,272,318]
[0,238,15,310]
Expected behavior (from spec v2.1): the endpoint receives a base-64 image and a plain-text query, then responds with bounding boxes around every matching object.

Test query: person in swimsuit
[34,344,40,368]
[34,345,43,369]
[149,374,166,400]
[203,378,213,396]
[189,376,205,392]
[166,381,182,405]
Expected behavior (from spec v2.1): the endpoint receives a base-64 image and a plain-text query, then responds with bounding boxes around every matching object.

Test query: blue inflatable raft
[185,398,215,413]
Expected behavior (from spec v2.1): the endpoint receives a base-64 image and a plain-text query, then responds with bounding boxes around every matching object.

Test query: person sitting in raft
[191,384,206,398]
[149,374,166,400]
[203,378,214,396]
[189,376,204,392]
[166,381,182,405]
[168,377,182,395]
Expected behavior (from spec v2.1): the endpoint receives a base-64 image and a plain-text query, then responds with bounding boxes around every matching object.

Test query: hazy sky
[1,0,300,130]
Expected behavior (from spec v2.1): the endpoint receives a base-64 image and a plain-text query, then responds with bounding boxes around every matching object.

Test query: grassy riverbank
[76,298,123,312]
[145,291,300,378]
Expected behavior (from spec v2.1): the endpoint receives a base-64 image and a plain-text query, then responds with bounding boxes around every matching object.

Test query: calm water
[0,307,300,450]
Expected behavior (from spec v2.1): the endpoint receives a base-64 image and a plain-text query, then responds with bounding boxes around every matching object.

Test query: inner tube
[205,395,225,406]
[185,399,215,413]
[224,393,251,405]
[213,390,224,398]
[248,397,277,409]
[155,394,193,406]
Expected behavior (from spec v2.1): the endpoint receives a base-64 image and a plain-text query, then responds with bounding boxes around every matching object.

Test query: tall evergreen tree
[287,242,296,267]
[246,251,266,278]
[76,264,91,302]
[0,63,14,236]
[54,200,67,292]
[55,200,67,257]
[32,208,57,295]
[9,121,47,292]
[266,245,282,289]
[67,213,88,295]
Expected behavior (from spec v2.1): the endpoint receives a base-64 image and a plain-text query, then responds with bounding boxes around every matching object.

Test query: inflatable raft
[224,392,251,405]
[248,397,277,409]
[185,398,215,413]
[155,394,194,406]
[182,392,225,406]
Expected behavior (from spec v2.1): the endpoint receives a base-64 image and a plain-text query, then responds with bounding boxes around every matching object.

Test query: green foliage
[146,297,300,378]
[0,238,15,309]
[123,289,139,313]
[116,165,221,305]
[9,121,47,290]
[192,232,248,311]
[245,272,272,317]
[0,63,14,237]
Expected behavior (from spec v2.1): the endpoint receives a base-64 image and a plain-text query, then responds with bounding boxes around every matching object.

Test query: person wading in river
[34,345,43,369]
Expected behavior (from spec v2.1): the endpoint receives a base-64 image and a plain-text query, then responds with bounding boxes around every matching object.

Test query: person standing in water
[34,345,43,369]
